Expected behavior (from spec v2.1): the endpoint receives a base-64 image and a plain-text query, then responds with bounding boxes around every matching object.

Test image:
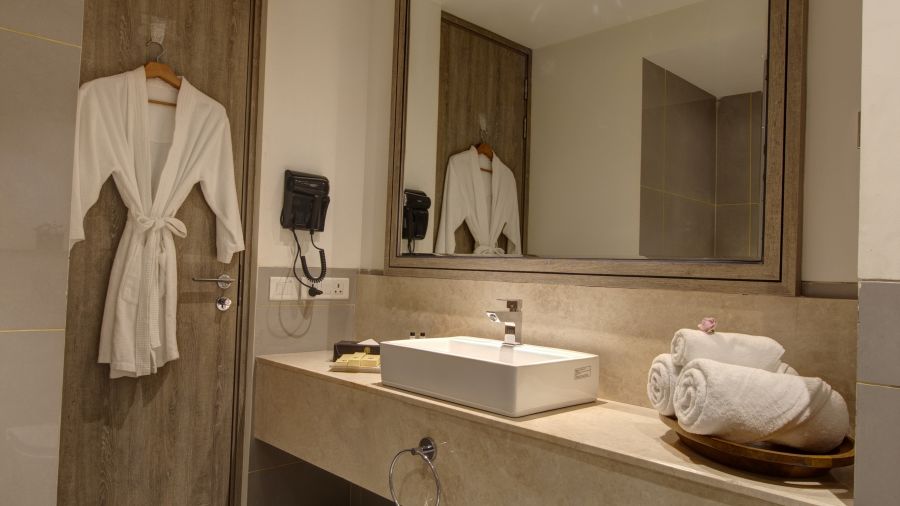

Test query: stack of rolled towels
[647,328,849,453]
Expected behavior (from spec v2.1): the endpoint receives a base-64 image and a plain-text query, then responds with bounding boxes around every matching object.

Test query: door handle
[192,274,235,289]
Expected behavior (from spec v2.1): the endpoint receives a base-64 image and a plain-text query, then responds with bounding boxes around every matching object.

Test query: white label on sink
[574,365,592,380]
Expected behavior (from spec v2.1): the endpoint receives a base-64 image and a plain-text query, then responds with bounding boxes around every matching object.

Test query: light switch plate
[269,276,300,301]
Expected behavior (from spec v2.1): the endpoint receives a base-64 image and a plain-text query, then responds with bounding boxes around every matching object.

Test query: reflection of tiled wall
[715,92,763,259]
[640,59,716,258]
[640,59,766,260]
[0,3,84,504]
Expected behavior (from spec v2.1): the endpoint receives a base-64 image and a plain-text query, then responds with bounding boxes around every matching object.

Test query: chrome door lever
[192,274,235,289]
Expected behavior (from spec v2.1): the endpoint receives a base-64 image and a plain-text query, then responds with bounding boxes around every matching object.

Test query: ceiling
[437,0,706,49]
[431,0,768,97]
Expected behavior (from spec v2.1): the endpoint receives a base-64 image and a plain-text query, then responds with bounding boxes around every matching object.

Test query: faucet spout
[485,299,523,345]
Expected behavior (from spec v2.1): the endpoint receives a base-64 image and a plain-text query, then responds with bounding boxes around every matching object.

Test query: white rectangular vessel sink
[380,336,599,417]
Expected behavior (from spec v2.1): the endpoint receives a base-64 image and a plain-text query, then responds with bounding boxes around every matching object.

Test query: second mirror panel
[401,0,768,260]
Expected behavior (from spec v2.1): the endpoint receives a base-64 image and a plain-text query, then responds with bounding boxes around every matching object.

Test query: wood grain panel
[434,13,530,254]
[58,1,257,504]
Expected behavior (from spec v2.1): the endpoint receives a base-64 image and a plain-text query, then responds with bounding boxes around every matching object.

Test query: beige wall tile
[355,274,858,420]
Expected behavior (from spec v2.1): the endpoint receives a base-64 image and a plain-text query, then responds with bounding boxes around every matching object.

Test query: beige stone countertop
[257,351,853,506]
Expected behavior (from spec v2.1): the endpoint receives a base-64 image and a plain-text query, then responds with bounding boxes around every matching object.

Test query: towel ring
[388,437,441,506]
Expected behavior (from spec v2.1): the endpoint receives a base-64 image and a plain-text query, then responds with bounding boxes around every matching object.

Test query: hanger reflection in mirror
[476,113,494,172]
[145,40,181,107]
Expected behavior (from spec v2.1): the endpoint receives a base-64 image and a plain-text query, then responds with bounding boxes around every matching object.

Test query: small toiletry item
[332,340,381,362]
[419,332,426,339]
[330,352,381,373]
[409,331,416,339]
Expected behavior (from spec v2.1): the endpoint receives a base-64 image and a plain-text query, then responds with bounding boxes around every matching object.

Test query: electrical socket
[269,276,351,301]
[301,277,350,300]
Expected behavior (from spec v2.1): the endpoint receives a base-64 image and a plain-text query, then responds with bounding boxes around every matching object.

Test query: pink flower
[698,317,717,334]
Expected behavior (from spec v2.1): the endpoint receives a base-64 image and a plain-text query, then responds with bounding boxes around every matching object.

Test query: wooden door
[57,1,259,504]
[434,13,531,254]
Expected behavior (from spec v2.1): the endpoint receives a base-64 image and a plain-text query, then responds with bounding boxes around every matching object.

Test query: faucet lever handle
[497,298,522,311]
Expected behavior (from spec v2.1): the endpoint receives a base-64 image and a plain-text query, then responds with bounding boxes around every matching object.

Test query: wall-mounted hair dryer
[281,170,330,297]
[402,189,431,254]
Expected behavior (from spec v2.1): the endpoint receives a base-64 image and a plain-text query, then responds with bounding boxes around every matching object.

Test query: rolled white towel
[647,354,798,416]
[647,354,680,416]
[671,329,785,372]
[673,359,849,453]
[776,362,799,375]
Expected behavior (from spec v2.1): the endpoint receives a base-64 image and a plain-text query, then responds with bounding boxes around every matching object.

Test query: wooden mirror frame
[384,0,808,296]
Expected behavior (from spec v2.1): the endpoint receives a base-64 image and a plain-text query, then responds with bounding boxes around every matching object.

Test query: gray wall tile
[0,0,85,45]
[247,458,351,506]
[640,59,665,190]
[663,195,714,258]
[716,93,753,205]
[254,303,356,356]
[855,383,900,505]
[0,31,80,330]
[253,267,358,357]
[750,91,763,204]
[859,281,900,386]
[749,203,761,259]
[249,439,299,473]
[638,187,665,257]
[664,72,716,203]
[715,204,751,259]
[0,331,65,505]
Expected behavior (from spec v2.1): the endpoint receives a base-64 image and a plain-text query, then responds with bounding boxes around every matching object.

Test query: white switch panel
[269,276,300,301]
[301,277,351,300]
[269,276,351,301]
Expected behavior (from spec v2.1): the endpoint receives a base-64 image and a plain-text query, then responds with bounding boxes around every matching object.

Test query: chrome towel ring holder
[388,437,441,506]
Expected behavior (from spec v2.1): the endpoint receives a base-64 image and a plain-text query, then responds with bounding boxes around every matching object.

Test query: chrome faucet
[485,299,523,346]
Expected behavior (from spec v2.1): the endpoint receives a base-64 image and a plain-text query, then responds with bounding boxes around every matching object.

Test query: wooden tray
[660,415,854,478]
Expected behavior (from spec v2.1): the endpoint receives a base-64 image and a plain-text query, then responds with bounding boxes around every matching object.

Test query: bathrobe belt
[473,244,506,255]
[130,211,188,375]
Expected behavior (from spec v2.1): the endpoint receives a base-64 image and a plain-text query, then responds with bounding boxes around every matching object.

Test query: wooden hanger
[476,143,494,173]
[144,41,181,107]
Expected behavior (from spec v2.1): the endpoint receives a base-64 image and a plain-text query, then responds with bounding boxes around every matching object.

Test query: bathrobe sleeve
[499,170,521,255]
[69,81,122,249]
[434,156,469,254]
[199,110,245,264]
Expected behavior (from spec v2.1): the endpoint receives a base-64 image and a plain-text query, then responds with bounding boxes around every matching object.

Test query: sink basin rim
[380,336,598,368]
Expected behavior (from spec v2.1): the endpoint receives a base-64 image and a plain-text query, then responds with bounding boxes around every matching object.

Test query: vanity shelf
[254,351,852,506]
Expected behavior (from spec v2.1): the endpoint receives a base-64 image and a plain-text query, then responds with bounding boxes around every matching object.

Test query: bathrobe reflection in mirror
[69,67,245,378]
[435,147,521,255]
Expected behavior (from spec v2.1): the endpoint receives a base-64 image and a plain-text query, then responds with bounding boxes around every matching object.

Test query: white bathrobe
[69,67,245,378]
[435,147,521,255]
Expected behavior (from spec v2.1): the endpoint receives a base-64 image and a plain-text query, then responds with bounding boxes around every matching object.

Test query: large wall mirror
[386,0,807,295]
